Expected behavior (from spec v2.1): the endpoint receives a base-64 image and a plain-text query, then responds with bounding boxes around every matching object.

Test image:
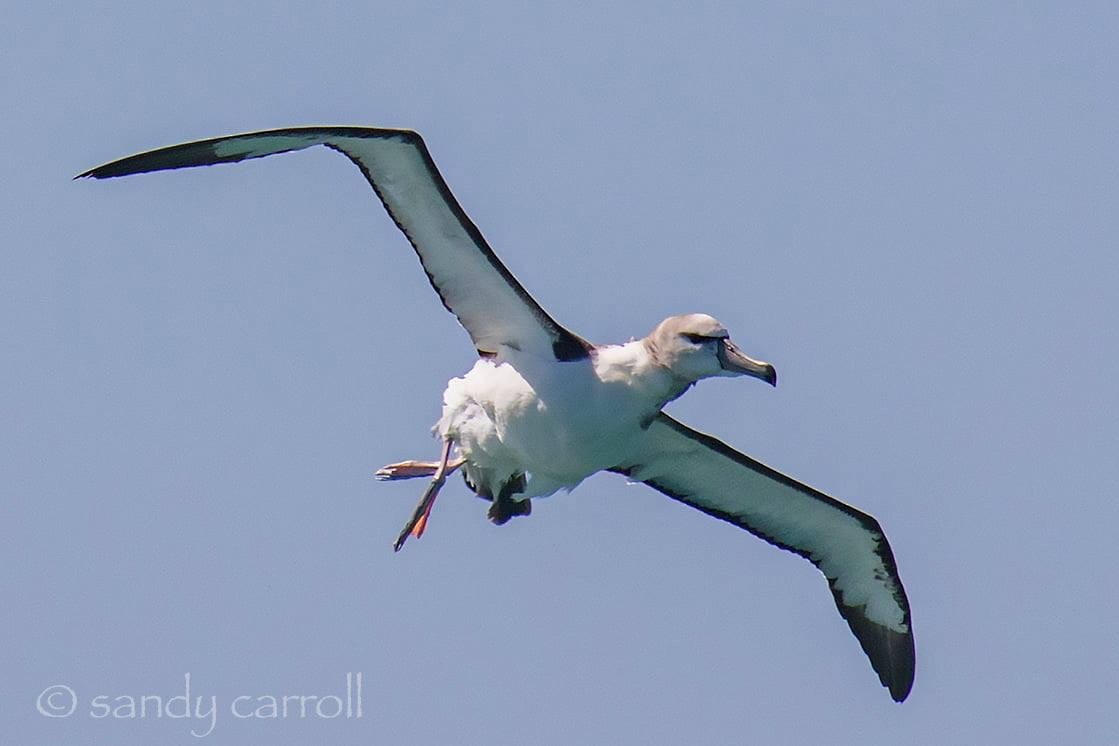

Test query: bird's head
[646,313,776,387]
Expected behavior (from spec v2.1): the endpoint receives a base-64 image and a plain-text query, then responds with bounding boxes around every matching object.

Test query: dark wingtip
[865,624,915,702]
[74,160,144,180]
[886,641,915,702]
[828,584,915,702]
[74,137,242,182]
[75,154,176,180]
[888,660,915,702]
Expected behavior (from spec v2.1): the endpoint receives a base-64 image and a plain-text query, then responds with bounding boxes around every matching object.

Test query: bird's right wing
[611,412,915,702]
[78,126,591,362]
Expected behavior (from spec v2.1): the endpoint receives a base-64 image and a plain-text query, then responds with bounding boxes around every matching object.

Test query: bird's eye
[682,333,713,344]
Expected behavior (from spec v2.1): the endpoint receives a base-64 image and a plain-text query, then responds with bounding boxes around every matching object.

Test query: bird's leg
[392,438,461,552]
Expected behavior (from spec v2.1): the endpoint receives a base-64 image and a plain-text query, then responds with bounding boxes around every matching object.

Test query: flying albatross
[79,126,915,701]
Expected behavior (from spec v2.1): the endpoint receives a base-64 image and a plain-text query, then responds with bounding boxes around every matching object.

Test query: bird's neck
[593,340,694,413]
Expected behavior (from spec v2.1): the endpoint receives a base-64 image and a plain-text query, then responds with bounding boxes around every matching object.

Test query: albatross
[79,126,915,702]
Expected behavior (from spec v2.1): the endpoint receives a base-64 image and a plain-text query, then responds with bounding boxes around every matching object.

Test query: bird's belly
[436,359,645,498]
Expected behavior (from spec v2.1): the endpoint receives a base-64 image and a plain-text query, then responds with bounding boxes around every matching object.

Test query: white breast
[436,342,677,499]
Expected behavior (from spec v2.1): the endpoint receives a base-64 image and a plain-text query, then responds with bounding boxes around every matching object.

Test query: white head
[645,313,776,387]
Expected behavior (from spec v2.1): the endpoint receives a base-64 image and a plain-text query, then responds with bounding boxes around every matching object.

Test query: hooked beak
[718,340,777,386]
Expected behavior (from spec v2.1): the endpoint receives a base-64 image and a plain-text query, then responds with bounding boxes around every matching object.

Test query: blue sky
[5,3,1118,743]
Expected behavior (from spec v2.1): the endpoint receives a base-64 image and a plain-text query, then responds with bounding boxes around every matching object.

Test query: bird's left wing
[78,127,590,362]
[611,412,915,702]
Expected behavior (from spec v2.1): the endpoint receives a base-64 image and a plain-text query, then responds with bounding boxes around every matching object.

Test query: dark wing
[78,126,590,362]
[611,412,915,702]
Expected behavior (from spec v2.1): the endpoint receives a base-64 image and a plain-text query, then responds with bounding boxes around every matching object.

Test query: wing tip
[882,628,916,702]
[76,159,128,179]
[75,139,230,181]
[74,164,119,180]
[836,596,916,702]
[76,126,427,183]
[886,644,916,702]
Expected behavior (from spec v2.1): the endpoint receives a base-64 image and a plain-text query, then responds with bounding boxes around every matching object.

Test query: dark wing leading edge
[78,127,590,362]
[611,413,914,702]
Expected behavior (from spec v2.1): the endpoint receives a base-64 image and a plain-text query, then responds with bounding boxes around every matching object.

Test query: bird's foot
[376,460,441,480]
[487,494,532,525]
[376,457,465,481]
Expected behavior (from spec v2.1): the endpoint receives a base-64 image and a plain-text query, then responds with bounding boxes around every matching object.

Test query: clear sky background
[5,3,1118,744]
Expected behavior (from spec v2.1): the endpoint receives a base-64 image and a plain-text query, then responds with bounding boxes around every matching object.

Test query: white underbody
[436,341,683,501]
